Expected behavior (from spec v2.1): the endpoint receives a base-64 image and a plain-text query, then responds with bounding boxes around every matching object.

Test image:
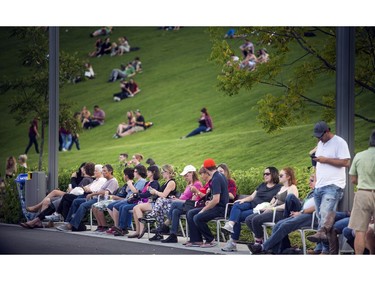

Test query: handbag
[182,199,196,212]
[69,187,84,196]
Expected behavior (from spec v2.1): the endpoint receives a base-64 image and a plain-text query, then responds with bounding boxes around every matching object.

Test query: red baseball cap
[203,158,216,168]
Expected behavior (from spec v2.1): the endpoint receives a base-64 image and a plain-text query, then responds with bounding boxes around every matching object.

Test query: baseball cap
[203,158,216,169]
[313,121,329,138]
[180,165,196,176]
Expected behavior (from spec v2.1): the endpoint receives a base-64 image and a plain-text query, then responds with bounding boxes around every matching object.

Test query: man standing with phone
[307,121,351,244]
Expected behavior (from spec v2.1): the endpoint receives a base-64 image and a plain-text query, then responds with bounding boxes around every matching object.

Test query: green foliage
[0,180,23,223]
[209,27,375,132]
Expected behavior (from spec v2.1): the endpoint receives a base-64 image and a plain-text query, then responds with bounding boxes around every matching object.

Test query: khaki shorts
[348,189,375,232]
[133,126,144,133]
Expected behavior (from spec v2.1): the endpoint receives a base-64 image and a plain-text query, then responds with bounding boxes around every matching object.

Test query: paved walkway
[51,222,251,255]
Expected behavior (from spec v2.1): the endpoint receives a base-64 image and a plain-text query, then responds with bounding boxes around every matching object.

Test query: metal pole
[336,27,355,212]
[48,27,59,192]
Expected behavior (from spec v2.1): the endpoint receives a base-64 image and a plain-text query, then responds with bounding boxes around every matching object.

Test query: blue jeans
[245,210,285,239]
[283,194,302,218]
[343,226,355,249]
[69,198,97,229]
[107,200,132,229]
[118,202,136,229]
[66,198,86,222]
[187,206,225,243]
[314,184,343,229]
[228,202,253,240]
[168,201,184,235]
[263,213,317,254]
[186,125,207,138]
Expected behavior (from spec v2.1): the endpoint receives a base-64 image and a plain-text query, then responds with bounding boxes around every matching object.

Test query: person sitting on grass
[181,107,213,139]
[113,79,141,102]
[116,109,145,138]
[113,111,136,138]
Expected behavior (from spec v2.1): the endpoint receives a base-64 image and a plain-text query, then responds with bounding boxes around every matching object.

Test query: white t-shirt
[315,135,351,189]
[89,177,107,192]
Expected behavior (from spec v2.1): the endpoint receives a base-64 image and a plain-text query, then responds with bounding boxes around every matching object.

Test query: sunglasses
[317,131,326,140]
[263,172,271,176]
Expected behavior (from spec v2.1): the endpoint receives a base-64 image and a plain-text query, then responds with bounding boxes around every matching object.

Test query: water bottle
[104,190,109,200]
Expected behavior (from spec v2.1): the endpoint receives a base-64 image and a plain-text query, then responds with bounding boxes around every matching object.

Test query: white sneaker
[222,222,234,234]
[221,239,237,252]
[113,97,121,102]
[56,223,72,232]
[45,213,62,222]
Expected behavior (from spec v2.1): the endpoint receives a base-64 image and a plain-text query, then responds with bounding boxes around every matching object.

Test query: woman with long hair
[181,107,213,139]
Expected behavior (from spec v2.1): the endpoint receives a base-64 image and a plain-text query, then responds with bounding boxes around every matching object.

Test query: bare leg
[118,128,135,137]
[93,208,107,227]
[40,198,51,212]
[354,231,366,254]
[365,227,375,254]
[110,208,120,227]
[132,204,141,234]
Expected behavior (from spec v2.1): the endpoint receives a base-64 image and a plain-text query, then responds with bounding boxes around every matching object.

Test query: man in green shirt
[348,129,375,254]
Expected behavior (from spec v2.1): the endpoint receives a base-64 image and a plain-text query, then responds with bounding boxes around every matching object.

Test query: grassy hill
[0,27,374,177]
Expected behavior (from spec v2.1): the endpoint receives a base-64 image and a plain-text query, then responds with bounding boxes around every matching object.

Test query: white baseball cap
[180,165,196,176]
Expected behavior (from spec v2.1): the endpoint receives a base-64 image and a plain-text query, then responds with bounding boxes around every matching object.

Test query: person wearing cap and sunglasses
[185,158,229,248]
[307,121,351,244]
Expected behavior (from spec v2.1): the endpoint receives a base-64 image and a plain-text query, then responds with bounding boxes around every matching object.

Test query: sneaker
[222,222,234,234]
[161,233,178,243]
[45,213,62,222]
[247,243,263,254]
[56,223,72,232]
[221,239,237,252]
[94,226,104,232]
[113,97,121,102]
[149,233,163,241]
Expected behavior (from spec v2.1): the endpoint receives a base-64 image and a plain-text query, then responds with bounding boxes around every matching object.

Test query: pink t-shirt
[179,181,203,201]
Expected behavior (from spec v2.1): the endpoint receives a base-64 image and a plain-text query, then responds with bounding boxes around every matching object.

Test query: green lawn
[0,27,374,178]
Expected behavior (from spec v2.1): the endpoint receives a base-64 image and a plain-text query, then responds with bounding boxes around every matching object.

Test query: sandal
[200,241,217,248]
[138,226,147,239]
[20,222,34,229]
[185,242,203,247]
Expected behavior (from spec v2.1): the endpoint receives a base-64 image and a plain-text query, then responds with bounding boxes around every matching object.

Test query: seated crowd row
[19,156,374,253]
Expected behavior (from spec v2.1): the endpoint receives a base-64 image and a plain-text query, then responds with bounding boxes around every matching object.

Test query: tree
[0,27,83,170]
[209,27,375,133]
